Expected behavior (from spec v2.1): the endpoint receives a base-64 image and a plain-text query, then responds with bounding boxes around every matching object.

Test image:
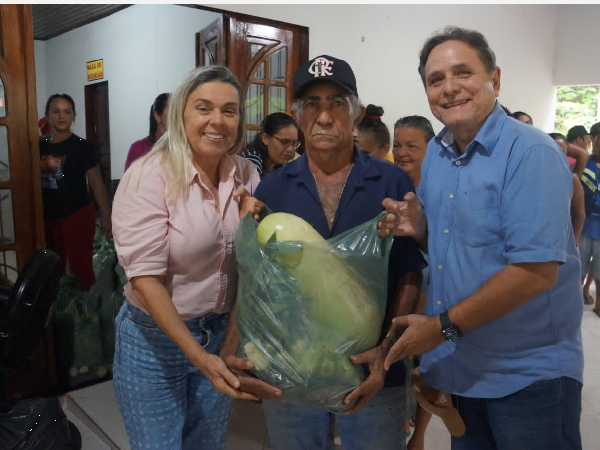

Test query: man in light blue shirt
[381,26,583,449]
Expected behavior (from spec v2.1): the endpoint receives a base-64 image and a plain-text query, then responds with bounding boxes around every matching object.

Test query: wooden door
[0,5,45,279]
[196,16,227,66]
[0,4,58,399]
[196,13,309,144]
[85,81,111,193]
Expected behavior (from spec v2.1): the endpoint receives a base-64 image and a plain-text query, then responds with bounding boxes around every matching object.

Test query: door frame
[0,4,45,269]
[84,80,111,194]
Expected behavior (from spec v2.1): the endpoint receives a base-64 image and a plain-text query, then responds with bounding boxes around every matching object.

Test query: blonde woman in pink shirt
[111,66,261,450]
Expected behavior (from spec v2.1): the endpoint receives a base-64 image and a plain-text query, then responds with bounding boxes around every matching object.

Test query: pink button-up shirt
[112,152,261,318]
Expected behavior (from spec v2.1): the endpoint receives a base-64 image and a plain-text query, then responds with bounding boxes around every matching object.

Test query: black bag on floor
[0,397,81,450]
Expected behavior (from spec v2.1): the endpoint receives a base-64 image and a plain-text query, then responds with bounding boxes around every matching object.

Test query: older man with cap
[220,55,425,450]
[380,26,583,449]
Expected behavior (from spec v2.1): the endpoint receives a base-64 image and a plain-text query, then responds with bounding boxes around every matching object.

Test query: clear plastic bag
[235,210,393,412]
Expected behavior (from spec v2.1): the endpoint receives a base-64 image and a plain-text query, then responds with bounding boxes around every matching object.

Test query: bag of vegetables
[235,210,393,412]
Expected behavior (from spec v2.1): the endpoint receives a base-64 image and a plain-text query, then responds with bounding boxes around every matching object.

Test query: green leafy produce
[236,210,392,412]
[256,212,384,350]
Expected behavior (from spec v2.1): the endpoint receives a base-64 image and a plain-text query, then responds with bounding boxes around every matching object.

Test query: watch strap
[440,310,452,329]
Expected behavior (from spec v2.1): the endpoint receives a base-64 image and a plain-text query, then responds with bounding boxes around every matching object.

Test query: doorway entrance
[84,81,111,195]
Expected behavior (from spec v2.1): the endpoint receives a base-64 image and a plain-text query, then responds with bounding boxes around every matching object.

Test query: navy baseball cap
[293,55,358,99]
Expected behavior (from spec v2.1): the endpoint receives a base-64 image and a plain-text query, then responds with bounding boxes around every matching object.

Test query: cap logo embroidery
[439,393,447,403]
[308,57,334,78]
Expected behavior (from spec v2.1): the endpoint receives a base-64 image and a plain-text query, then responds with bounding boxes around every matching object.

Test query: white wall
[34,40,47,120]
[37,4,565,179]
[38,4,219,178]
[555,5,600,86]
[218,4,558,133]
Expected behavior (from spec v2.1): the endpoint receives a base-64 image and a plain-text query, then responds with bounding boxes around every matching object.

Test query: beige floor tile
[225,399,267,450]
[68,379,116,400]
[580,412,600,450]
[64,409,111,450]
[66,396,130,450]
[416,414,451,450]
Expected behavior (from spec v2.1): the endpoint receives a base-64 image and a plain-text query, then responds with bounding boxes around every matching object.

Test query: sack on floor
[53,283,105,384]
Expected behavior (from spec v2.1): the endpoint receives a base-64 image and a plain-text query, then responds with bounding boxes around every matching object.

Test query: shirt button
[444,229,449,234]
[438,265,443,270]
[449,194,454,199]
[456,161,461,166]
[437,300,442,305]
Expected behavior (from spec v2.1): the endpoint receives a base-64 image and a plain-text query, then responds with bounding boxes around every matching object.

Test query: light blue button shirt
[418,102,583,398]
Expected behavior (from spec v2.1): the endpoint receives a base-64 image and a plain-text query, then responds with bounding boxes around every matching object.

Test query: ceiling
[32,4,132,41]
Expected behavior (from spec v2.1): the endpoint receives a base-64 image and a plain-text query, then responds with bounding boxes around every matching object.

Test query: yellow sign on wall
[87,59,104,82]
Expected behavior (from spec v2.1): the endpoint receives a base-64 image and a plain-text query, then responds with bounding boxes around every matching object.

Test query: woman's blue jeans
[113,302,232,450]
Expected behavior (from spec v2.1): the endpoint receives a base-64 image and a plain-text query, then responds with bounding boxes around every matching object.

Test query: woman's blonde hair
[142,65,246,200]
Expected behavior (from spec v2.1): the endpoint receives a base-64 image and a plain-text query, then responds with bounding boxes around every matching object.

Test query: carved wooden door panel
[228,19,295,143]
[196,13,308,143]
[196,16,227,67]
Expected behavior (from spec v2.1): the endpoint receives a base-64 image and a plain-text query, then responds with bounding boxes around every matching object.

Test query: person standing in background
[40,93,112,291]
[392,115,435,450]
[357,104,394,163]
[549,132,586,244]
[511,111,532,125]
[124,92,170,172]
[567,125,592,154]
[578,122,600,316]
[241,112,300,179]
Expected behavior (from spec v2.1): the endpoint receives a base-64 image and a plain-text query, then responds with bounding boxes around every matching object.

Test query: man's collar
[435,101,507,157]
[283,145,382,185]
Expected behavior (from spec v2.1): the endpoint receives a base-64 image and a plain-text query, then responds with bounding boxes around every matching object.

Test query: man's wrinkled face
[295,81,356,154]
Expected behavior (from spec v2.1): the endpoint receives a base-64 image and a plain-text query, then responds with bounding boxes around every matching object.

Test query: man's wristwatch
[440,311,462,341]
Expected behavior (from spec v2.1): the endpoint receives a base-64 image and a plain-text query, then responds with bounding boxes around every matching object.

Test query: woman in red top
[123,92,170,172]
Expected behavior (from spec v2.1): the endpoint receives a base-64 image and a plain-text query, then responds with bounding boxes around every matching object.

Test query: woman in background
[511,111,533,125]
[40,93,112,291]
[241,112,300,179]
[549,132,585,243]
[112,66,260,450]
[357,104,393,162]
[392,115,436,450]
[124,92,170,171]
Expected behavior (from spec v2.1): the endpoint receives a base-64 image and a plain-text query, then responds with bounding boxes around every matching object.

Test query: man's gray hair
[292,94,362,121]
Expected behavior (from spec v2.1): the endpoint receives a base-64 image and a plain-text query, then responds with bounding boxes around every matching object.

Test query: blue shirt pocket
[454,189,503,248]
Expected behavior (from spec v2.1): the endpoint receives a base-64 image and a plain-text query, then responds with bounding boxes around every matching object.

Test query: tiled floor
[62,302,600,450]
